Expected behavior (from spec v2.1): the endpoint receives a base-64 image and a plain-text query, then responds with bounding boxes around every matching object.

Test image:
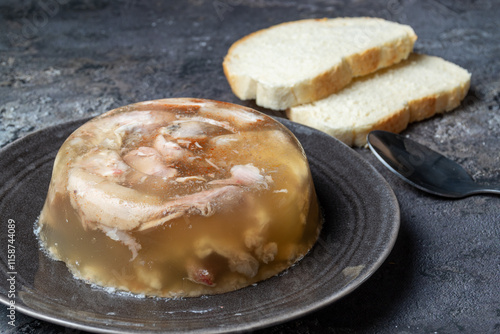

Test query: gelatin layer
[38,98,321,297]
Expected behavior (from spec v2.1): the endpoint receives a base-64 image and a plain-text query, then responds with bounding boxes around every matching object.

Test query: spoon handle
[476,187,500,196]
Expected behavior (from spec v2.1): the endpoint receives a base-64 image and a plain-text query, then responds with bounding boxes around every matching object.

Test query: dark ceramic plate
[0,118,399,333]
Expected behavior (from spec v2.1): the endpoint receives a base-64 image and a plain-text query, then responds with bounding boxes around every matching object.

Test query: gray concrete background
[1,0,499,333]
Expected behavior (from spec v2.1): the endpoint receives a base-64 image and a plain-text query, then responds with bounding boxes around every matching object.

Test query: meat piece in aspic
[38,98,321,298]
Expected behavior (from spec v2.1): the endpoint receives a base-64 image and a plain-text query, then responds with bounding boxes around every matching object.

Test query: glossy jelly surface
[38,98,321,297]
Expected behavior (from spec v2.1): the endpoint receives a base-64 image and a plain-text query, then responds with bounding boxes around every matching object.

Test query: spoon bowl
[367,130,500,198]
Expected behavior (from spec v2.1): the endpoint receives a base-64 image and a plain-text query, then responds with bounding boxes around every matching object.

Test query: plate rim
[0,117,400,333]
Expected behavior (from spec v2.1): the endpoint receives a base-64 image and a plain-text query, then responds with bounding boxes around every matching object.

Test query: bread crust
[287,58,471,147]
[223,18,417,110]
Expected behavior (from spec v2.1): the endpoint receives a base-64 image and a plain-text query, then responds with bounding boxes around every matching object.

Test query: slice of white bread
[223,17,417,110]
[287,54,471,147]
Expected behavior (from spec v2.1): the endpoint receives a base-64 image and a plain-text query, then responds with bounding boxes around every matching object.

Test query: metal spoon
[367,130,500,198]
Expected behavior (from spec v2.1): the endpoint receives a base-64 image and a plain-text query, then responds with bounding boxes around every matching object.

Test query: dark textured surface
[0,0,499,333]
